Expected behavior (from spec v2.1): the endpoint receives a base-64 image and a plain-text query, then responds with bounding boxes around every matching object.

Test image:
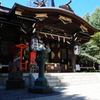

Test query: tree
[83,7,100,29]
[80,7,100,66]
[80,41,100,64]
[83,13,90,23]
[90,32,100,47]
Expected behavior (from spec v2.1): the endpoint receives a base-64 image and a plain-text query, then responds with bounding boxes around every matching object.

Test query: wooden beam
[0,20,22,27]
[36,23,71,35]
[36,31,71,39]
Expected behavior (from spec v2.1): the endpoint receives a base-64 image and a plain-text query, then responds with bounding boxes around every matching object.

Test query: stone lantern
[28,39,53,94]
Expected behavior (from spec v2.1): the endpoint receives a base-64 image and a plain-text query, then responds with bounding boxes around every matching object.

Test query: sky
[0,0,100,17]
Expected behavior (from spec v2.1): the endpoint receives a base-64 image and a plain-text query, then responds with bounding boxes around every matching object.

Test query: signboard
[76,64,80,71]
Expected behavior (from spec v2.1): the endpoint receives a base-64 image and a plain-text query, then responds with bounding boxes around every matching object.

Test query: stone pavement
[0,83,100,100]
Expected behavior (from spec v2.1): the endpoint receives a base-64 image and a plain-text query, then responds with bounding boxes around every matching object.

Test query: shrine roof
[0,3,100,43]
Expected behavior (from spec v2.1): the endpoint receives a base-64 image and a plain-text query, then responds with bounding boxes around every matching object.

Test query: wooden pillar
[28,27,33,64]
[71,41,77,72]
[71,45,77,72]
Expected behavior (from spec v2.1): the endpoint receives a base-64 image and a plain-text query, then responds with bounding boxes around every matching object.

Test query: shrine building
[0,0,99,73]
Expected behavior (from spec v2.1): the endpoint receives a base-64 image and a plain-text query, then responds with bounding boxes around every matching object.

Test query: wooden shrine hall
[0,1,99,73]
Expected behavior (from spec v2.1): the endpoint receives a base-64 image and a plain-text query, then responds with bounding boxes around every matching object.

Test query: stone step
[48,83,58,87]
[47,79,59,83]
[1,73,100,87]
[45,73,100,87]
[45,76,59,80]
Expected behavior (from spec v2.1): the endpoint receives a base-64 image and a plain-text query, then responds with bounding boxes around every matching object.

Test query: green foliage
[80,33,100,64]
[90,70,100,72]
[83,7,100,29]
[83,13,90,22]
[90,32,100,47]
[80,42,100,64]
[82,70,100,72]
[89,7,100,29]
[80,7,100,64]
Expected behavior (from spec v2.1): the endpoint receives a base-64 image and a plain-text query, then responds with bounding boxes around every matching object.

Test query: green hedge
[83,70,100,72]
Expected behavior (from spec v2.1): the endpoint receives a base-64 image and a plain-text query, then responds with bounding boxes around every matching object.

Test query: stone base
[28,86,53,94]
[35,78,48,86]
[72,69,76,72]
[6,80,25,90]
[8,71,23,80]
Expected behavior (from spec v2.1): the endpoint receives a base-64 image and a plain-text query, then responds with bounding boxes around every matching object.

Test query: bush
[82,70,100,72]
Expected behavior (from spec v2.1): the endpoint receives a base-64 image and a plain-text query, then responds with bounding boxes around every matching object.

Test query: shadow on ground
[0,88,87,100]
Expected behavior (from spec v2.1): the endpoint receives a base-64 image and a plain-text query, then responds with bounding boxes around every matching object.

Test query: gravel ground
[0,83,100,100]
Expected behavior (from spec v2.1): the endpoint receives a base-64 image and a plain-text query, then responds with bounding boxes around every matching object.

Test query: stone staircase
[1,73,100,88]
[44,73,100,87]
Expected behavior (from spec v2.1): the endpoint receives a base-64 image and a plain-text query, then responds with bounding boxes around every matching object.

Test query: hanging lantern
[74,45,80,55]
[31,38,38,52]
